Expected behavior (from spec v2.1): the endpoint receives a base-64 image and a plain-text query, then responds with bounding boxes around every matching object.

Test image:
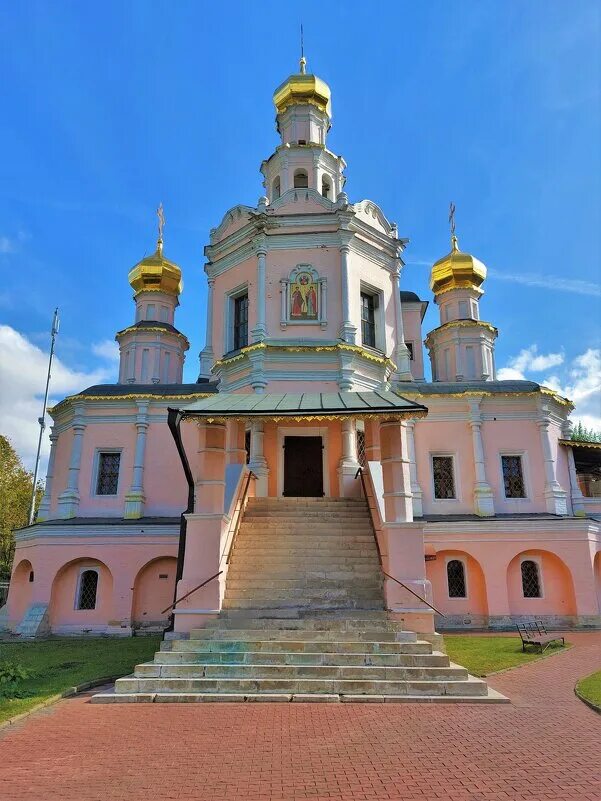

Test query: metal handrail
[354,467,445,618]
[226,470,256,564]
[161,571,223,615]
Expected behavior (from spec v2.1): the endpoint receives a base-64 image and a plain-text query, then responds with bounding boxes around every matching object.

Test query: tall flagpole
[29,308,60,525]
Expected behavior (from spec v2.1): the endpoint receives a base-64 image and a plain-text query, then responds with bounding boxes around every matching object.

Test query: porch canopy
[170,390,428,422]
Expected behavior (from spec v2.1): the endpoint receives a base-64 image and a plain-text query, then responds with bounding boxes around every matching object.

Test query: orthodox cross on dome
[299,23,306,74]
[449,201,459,251]
[157,202,165,255]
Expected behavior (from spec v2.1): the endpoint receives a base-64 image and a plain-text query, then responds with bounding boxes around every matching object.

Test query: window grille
[432,456,456,499]
[356,429,366,467]
[521,560,541,598]
[77,570,98,610]
[245,429,251,464]
[447,560,466,598]
[360,292,376,348]
[233,294,248,351]
[406,342,414,361]
[502,455,526,498]
[96,452,120,495]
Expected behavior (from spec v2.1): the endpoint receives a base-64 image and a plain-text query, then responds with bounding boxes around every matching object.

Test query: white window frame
[224,283,249,353]
[91,448,123,497]
[430,452,459,503]
[445,556,469,600]
[499,451,530,501]
[74,567,100,611]
[519,555,544,600]
[359,281,385,353]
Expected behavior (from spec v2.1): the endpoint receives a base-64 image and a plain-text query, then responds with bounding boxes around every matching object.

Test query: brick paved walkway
[0,632,599,801]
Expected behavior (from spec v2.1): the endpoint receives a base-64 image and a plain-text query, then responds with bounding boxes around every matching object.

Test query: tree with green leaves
[570,421,601,443]
[0,436,43,579]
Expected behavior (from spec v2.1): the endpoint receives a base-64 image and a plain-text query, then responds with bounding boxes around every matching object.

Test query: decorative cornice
[116,325,190,345]
[402,388,573,409]
[213,342,397,372]
[559,438,601,450]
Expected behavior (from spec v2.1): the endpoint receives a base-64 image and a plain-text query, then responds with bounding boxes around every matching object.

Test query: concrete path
[0,632,599,801]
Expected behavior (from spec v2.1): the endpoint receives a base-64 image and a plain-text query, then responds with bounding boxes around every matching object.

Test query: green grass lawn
[576,669,601,710]
[0,636,160,723]
[444,634,568,677]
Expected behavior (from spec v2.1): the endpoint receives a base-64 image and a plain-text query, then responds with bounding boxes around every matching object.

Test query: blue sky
[0,0,600,466]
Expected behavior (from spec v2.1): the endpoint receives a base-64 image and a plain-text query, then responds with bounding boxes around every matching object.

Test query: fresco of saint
[290,271,318,319]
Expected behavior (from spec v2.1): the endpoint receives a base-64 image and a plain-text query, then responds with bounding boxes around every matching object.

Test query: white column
[248,420,269,496]
[454,339,463,381]
[319,278,328,328]
[36,430,58,521]
[380,420,413,523]
[124,401,149,519]
[468,398,494,516]
[538,405,568,515]
[58,404,86,518]
[338,419,361,497]
[251,236,268,341]
[405,420,423,517]
[199,276,215,379]
[338,239,357,343]
[391,260,412,381]
[312,154,320,191]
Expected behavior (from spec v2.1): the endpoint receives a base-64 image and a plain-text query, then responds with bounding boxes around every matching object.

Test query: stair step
[114,676,489,697]
[166,639,433,654]
[155,650,447,666]
[134,663,465,681]
[189,629,414,642]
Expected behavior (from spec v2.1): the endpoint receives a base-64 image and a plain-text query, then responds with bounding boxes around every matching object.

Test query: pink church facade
[2,61,600,640]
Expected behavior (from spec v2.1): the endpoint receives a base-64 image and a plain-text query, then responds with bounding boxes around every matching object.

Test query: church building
[3,57,600,702]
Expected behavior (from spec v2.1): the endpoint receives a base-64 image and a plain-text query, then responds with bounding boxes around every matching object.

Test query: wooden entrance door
[283,436,324,497]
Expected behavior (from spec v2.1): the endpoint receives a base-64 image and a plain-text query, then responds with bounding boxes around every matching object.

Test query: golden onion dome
[273,57,332,128]
[128,239,183,297]
[430,235,487,296]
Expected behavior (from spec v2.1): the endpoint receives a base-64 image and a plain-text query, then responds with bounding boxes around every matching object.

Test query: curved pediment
[269,188,335,215]
[353,199,395,235]
[210,205,255,244]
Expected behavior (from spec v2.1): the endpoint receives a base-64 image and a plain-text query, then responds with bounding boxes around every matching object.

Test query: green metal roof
[173,390,427,419]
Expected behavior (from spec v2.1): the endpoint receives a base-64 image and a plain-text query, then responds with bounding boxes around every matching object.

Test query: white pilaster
[58,404,86,519]
[405,420,423,517]
[380,420,413,523]
[538,404,568,515]
[36,430,58,521]
[566,446,586,516]
[338,419,361,497]
[251,236,268,342]
[338,237,357,344]
[248,420,269,496]
[199,277,215,379]
[124,401,149,519]
[391,259,412,381]
[468,398,495,516]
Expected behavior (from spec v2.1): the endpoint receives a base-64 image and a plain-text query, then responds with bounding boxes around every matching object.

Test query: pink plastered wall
[401,306,425,380]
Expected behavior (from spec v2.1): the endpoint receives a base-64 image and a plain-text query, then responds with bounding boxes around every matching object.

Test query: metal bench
[516,621,565,653]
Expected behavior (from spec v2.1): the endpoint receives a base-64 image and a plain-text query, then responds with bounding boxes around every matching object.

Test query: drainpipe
[165,408,195,633]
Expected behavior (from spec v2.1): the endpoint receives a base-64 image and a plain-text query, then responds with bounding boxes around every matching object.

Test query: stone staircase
[93,498,506,703]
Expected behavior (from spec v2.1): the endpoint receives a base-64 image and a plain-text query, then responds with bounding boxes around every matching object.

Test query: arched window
[293,170,308,189]
[272,176,281,200]
[76,569,99,610]
[521,560,541,598]
[447,560,466,598]
[321,176,331,199]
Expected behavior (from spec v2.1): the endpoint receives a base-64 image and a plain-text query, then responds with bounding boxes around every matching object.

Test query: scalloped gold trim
[116,325,190,344]
[214,342,396,371]
[401,388,573,408]
[190,409,428,425]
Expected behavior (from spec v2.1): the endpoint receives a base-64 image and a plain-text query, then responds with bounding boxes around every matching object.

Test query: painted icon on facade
[290,270,318,320]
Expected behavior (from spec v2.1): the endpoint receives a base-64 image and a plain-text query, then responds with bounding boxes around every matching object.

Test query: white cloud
[497,345,564,380]
[498,345,601,432]
[0,236,15,254]
[488,268,601,297]
[0,325,113,471]
[92,338,120,363]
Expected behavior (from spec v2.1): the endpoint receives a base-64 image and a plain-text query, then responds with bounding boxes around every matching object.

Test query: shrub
[0,660,33,699]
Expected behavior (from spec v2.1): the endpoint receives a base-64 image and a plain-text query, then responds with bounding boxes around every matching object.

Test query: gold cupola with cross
[128,204,183,298]
[430,204,487,297]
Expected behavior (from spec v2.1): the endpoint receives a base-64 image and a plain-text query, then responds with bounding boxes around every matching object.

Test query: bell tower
[425,206,497,382]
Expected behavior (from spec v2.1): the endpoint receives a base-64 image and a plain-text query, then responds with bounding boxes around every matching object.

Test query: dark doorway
[283,436,324,497]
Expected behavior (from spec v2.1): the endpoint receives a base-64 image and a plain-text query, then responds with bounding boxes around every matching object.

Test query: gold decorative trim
[402,389,573,409]
[433,282,484,298]
[425,319,497,339]
[214,342,396,371]
[116,325,190,344]
[190,410,428,425]
[49,392,214,413]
